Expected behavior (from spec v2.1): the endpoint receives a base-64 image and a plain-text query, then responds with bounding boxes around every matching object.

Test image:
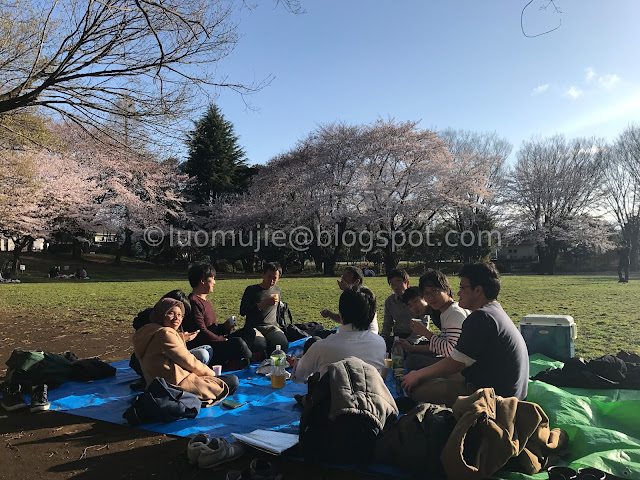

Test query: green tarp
[496,354,640,480]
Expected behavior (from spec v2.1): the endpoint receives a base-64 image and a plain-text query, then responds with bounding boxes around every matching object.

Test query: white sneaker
[198,437,245,469]
[187,433,210,465]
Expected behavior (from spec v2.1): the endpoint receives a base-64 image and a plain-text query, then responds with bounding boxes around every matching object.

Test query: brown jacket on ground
[132,323,229,406]
[440,388,568,480]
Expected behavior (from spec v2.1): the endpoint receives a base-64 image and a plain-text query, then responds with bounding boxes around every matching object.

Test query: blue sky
[206,0,640,165]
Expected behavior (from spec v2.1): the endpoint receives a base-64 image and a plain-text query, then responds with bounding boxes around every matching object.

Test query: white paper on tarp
[231,429,299,455]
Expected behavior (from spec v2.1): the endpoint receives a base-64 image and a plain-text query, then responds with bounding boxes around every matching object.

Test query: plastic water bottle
[270,345,287,389]
[391,336,404,370]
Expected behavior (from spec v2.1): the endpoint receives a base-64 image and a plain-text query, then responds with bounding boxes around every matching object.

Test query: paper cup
[211,365,222,376]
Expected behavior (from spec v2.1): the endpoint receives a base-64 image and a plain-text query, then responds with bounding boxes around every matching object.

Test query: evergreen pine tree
[183,104,254,205]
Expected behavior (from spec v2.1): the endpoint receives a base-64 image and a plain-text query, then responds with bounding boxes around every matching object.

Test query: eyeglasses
[165,311,183,319]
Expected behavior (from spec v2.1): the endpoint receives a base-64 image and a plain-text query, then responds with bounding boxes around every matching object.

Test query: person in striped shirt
[397,270,469,371]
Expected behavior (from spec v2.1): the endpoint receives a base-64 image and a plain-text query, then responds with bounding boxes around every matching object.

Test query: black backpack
[123,377,201,425]
[277,302,309,342]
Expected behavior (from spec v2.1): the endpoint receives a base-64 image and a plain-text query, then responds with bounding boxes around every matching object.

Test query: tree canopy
[183,104,255,205]
[0,0,297,151]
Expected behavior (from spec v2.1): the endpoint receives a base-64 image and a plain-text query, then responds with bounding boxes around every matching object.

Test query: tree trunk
[383,245,399,273]
[536,241,560,275]
[323,257,335,276]
[10,236,31,275]
[241,252,255,273]
[114,229,132,264]
[71,238,83,260]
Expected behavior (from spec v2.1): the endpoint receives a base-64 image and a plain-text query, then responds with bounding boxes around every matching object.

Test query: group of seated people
[131,260,530,410]
[48,266,88,279]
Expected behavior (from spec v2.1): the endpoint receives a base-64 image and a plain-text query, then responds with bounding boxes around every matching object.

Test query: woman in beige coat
[133,298,238,406]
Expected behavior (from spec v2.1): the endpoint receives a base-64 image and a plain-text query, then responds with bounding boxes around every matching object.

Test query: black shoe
[30,384,50,412]
[1,383,27,411]
[224,358,250,371]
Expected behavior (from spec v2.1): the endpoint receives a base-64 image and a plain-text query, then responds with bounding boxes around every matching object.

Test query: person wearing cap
[132,297,238,406]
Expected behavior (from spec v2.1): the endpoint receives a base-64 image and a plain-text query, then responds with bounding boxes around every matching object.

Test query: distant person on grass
[398,270,469,371]
[401,262,529,407]
[132,298,237,405]
[182,263,253,371]
[320,266,379,333]
[239,262,288,356]
[291,285,386,383]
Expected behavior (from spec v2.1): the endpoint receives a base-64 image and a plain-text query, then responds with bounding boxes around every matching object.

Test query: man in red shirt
[182,263,252,370]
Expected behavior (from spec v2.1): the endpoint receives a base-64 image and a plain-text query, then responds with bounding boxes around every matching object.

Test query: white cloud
[585,67,596,81]
[598,74,620,90]
[566,86,583,99]
[532,84,549,95]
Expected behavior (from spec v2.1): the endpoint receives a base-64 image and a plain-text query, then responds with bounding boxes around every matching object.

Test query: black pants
[255,325,289,355]
[230,327,267,354]
[210,337,252,366]
[232,325,288,356]
[217,374,239,395]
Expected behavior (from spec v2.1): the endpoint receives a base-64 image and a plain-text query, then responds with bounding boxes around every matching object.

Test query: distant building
[0,237,45,252]
[496,242,538,261]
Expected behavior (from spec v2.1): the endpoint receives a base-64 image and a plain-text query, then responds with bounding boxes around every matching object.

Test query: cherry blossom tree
[0,147,98,273]
[437,129,512,262]
[55,124,190,264]
[221,120,498,272]
[502,135,610,274]
[357,120,475,270]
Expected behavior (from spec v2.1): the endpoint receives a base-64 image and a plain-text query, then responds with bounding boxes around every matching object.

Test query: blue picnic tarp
[34,346,640,480]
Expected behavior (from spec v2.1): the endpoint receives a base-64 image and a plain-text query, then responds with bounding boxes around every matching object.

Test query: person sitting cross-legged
[238,262,289,357]
[291,285,386,383]
[401,262,529,407]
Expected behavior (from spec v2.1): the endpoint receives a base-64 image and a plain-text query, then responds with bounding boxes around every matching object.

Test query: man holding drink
[239,262,289,356]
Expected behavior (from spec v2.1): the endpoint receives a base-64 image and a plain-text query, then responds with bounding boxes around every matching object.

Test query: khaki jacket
[441,388,568,480]
[132,323,228,406]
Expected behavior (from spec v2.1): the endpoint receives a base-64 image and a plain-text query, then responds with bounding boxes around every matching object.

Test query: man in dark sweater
[402,262,529,407]
[182,263,252,370]
[239,262,288,355]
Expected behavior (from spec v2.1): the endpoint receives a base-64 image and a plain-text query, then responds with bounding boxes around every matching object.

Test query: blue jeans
[189,345,213,366]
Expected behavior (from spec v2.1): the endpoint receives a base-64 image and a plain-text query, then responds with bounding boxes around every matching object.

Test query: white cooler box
[519,314,577,361]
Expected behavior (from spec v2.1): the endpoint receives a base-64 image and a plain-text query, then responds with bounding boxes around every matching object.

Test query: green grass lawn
[1,259,638,359]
